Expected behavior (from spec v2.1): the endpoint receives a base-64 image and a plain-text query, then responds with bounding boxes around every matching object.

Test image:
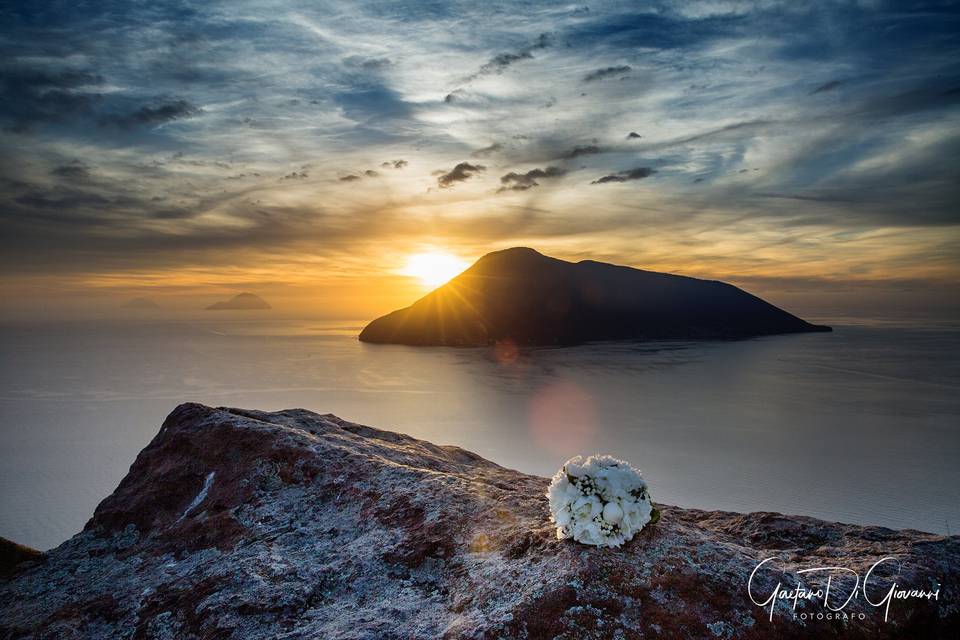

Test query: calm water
[1,317,958,550]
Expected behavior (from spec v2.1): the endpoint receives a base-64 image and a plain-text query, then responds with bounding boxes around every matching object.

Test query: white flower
[546,454,657,547]
[572,495,602,520]
[602,501,623,524]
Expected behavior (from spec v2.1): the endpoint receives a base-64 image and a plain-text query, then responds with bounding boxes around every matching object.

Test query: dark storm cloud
[627,132,642,139]
[583,65,631,82]
[559,145,602,159]
[591,167,656,184]
[339,174,361,182]
[810,80,843,95]
[437,162,485,188]
[498,166,566,192]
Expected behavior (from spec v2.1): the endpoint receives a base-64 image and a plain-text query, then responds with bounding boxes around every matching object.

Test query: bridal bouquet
[547,455,659,547]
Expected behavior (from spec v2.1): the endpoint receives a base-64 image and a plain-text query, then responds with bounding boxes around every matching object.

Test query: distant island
[121,297,160,309]
[206,293,271,311]
[359,247,830,346]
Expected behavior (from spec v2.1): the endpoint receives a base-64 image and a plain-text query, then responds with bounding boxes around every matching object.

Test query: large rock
[1,404,955,639]
[359,247,830,346]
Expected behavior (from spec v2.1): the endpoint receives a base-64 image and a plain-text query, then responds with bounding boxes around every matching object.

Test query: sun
[400,251,469,287]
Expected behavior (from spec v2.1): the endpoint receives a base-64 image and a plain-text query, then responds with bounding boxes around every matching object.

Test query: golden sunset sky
[2,1,958,321]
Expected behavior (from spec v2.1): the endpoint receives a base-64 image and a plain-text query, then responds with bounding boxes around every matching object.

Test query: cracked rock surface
[1,403,957,638]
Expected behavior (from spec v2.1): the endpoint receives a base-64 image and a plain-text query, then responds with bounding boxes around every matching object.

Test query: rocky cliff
[1,404,956,639]
[359,247,831,346]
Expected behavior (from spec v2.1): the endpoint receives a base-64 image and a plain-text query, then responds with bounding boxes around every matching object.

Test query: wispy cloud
[810,80,843,95]
[559,145,603,160]
[583,65,631,82]
[592,167,656,184]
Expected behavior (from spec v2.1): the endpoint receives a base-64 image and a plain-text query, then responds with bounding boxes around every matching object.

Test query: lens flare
[528,380,597,455]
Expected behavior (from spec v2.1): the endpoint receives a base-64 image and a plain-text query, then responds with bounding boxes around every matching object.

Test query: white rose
[573,520,603,545]
[622,500,652,530]
[572,495,602,521]
[602,501,623,524]
[565,456,586,477]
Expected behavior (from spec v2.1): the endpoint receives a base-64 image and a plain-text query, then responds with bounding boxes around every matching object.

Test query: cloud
[480,51,533,75]
[591,167,656,184]
[333,86,412,123]
[0,67,104,131]
[1,0,959,317]
[810,80,843,95]
[498,166,566,192]
[627,132,642,139]
[364,169,379,178]
[50,161,92,180]
[466,33,551,81]
[281,170,309,180]
[583,65,632,82]
[560,145,602,159]
[106,99,201,128]
[437,162,485,188]
[380,159,407,169]
[471,143,503,158]
[339,174,361,182]
[342,55,392,71]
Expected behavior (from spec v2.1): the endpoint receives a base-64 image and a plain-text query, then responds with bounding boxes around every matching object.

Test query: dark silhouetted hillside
[359,247,830,346]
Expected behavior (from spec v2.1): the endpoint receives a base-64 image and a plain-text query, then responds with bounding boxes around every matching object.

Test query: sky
[1,0,958,321]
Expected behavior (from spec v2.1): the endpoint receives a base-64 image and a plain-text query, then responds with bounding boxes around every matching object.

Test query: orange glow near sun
[400,251,469,287]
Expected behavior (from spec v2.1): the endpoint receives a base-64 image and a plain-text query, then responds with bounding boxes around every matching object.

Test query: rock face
[359,247,830,346]
[205,293,271,311]
[2,404,956,639]
[0,537,42,581]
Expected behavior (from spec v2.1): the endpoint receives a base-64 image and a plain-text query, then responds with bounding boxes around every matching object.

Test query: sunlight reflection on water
[1,318,958,549]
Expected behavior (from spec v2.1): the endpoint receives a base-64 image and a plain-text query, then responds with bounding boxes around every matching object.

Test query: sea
[1,315,958,550]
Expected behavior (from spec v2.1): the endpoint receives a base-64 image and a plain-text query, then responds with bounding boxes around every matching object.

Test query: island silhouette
[360,247,830,346]
[205,293,271,310]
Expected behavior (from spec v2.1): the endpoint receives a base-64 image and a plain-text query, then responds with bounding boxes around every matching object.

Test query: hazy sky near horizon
[1,1,958,319]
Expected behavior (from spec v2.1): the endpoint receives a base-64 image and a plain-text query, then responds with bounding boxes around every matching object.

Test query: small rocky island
[1,404,955,639]
[205,292,271,311]
[359,247,830,346]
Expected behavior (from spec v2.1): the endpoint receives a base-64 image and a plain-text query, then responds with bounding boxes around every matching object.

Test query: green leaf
[649,505,661,526]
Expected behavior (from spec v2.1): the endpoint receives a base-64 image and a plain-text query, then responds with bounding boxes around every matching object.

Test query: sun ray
[400,252,469,288]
